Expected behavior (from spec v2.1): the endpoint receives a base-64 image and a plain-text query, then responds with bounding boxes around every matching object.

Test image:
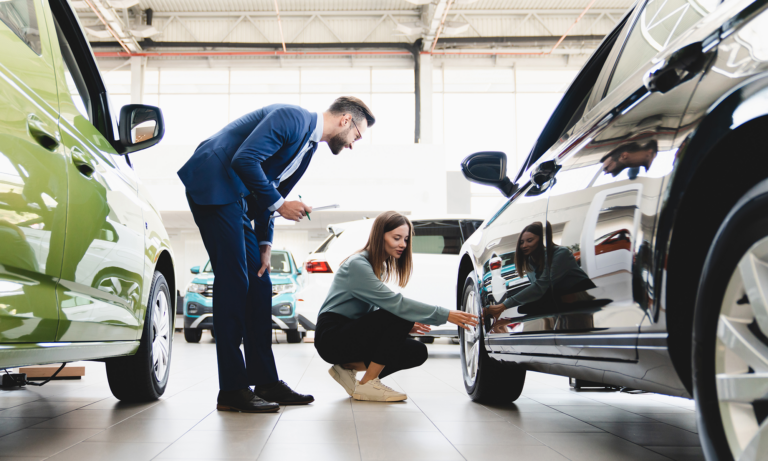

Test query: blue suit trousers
[187,194,279,391]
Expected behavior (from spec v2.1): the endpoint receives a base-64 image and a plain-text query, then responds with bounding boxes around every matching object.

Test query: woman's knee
[407,339,428,367]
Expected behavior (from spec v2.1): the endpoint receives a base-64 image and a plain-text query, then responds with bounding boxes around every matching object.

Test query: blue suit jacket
[178,104,318,244]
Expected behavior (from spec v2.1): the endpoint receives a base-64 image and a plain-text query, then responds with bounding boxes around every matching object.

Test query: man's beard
[328,125,353,155]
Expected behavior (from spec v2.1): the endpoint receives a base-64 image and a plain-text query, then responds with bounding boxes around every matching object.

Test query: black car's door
[543,0,722,361]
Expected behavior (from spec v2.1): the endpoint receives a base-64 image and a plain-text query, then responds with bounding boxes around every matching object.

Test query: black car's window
[54,17,91,120]
[412,221,463,255]
[605,0,720,97]
[271,252,291,273]
[0,0,41,54]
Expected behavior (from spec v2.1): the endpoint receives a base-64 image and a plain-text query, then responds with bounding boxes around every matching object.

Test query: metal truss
[78,8,625,47]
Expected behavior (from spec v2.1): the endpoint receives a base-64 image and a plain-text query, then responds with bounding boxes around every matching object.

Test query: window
[411,221,463,255]
[270,252,291,273]
[312,234,338,254]
[605,0,719,96]
[203,261,212,272]
[0,0,41,54]
[53,16,91,120]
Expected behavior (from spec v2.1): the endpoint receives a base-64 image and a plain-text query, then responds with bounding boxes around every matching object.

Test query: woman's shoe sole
[216,404,280,413]
[352,393,407,402]
[329,366,355,396]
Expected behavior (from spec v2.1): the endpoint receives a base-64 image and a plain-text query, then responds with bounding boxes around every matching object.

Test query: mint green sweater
[318,251,450,325]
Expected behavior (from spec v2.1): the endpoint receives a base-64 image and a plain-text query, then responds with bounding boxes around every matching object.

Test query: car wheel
[460,273,526,404]
[184,328,202,343]
[417,336,435,344]
[693,180,768,461]
[106,271,173,402]
[285,329,302,343]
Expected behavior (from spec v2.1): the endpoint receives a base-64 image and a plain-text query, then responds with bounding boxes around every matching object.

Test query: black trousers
[314,310,428,379]
[187,194,278,391]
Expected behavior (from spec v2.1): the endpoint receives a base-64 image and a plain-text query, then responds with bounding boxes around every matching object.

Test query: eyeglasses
[350,117,362,141]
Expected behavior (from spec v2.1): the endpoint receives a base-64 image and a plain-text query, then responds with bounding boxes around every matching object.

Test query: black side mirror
[460,151,518,198]
[118,104,165,154]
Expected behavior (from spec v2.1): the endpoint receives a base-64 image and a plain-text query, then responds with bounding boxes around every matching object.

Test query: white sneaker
[329,365,358,396]
[352,378,407,402]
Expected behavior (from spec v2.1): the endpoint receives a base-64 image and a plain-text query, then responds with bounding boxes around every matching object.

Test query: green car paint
[0,0,174,367]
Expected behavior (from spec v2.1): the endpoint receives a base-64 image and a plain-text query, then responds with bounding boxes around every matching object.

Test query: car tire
[184,328,202,343]
[417,336,435,344]
[105,271,173,402]
[285,330,302,343]
[693,179,768,461]
[460,273,526,404]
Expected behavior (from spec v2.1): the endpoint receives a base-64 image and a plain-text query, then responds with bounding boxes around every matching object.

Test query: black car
[455,1,768,460]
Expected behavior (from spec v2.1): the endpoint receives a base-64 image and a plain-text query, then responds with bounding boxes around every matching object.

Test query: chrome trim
[190,313,213,328]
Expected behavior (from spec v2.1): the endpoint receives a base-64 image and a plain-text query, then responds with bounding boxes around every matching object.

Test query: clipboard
[271,204,340,220]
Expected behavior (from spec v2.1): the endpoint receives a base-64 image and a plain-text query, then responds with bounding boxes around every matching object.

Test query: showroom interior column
[130,55,145,104]
[419,53,433,144]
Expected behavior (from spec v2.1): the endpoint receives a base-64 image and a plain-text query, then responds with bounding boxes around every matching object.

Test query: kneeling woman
[314,211,478,402]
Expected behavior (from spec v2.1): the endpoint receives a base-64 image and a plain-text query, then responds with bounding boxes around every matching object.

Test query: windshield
[270,252,292,274]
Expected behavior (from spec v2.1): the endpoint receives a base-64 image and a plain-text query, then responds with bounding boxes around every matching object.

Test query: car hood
[191,273,215,285]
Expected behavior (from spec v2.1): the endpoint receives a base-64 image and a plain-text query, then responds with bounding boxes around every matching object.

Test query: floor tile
[268,420,358,444]
[646,446,706,461]
[30,409,136,429]
[455,444,570,461]
[0,418,48,437]
[533,432,671,461]
[0,402,85,419]
[495,412,604,433]
[353,412,437,433]
[641,413,699,433]
[257,442,361,461]
[86,418,199,442]
[279,403,353,421]
[591,422,701,447]
[434,420,542,445]
[550,405,656,423]
[191,412,280,431]
[0,428,102,457]
[45,441,169,461]
[357,431,463,461]
[154,429,271,459]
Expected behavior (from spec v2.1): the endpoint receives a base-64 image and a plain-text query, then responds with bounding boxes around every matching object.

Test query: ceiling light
[84,25,113,39]
[441,21,470,35]
[396,21,426,36]
[107,0,140,8]
[130,24,159,38]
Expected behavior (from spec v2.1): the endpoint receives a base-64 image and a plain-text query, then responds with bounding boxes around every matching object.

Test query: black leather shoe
[254,380,314,405]
[217,388,280,413]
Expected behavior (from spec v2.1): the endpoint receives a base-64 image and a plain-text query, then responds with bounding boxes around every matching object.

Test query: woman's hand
[410,322,431,335]
[484,303,506,319]
[448,310,479,331]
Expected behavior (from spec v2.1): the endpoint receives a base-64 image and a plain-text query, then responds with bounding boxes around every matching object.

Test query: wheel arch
[658,74,768,394]
[457,254,476,311]
[154,250,176,316]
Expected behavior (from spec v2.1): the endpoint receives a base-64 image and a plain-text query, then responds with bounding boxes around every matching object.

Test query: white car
[296,216,484,341]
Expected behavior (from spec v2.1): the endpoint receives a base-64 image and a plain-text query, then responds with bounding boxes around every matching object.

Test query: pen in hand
[299,195,311,221]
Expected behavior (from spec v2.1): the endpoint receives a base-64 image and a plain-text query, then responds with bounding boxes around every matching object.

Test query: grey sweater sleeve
[348,256,450,325]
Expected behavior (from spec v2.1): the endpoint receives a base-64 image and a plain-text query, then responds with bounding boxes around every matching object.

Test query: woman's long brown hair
[514,221,555,278]
[358,211,414,288]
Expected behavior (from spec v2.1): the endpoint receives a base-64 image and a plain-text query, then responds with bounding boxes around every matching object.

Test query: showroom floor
[0,333,704,461]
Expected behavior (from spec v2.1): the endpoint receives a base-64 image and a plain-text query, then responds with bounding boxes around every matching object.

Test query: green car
[0,0,175,401]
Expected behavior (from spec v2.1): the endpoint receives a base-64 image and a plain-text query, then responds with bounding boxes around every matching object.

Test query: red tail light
[489,259,502,270]
[306,260,333,273]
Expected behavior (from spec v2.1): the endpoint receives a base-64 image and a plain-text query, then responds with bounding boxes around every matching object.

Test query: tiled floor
[0,333,705,461]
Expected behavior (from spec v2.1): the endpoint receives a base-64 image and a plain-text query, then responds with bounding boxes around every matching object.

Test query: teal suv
[183,250,306,343]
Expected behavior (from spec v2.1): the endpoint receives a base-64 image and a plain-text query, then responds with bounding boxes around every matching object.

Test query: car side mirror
[297,268,303,275]
[190,266,200,274]
[118,104,165,154]
[460,151,518,198]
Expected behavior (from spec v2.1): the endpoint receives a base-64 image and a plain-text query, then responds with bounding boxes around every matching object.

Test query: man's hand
[278,200,312,222]
[410,322,431,335]
[258,244,271,277]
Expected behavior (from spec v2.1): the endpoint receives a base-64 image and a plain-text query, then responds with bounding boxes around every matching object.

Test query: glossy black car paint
[456,0,768,415]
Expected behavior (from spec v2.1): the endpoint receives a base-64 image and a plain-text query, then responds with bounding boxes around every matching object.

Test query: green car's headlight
[187,283,206,294]
[273,283,296,295]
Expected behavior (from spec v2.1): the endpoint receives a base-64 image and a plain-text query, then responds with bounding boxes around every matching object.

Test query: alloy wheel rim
[151,290,171,383]
[463,288,481,385]
[715,236,768,460]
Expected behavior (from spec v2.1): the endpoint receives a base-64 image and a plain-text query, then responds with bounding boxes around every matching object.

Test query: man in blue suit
[178,97,375,412]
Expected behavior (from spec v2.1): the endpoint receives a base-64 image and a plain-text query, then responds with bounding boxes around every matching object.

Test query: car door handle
[71,147,95,177]
[643,32,718,93]
[27,114,59,151]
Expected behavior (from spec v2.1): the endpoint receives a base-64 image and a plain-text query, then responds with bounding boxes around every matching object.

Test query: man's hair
[600,139,658,163]
[328,96,376,127]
